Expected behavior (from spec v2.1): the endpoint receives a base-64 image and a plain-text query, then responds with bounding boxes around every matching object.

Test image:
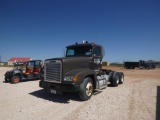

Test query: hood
[5,68,21,76]
[4,69,14,76]
[46,57,92,69]
[45,57,93,76]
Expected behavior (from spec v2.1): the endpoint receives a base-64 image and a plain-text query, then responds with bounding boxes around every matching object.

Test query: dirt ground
[0,67,160,120]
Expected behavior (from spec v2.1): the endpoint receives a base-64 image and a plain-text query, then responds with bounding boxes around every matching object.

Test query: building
[0,62,5,65]
[102,61,110,66]
[8,57,32,65]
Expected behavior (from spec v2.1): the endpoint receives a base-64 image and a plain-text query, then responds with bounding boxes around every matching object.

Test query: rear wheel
[118,72,124,84]
[11,75,20,84]
[79,77,93,101]
[109,72,113,81]
[111,72,119,87]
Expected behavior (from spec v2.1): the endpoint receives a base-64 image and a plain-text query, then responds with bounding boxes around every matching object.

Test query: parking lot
[0,67,160,120]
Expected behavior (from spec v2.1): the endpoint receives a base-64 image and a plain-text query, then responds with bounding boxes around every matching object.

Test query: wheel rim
[121,75,124,82]
[121,77,124,82]
[86,82,93,96]
[14,76,20,83]
[116,77,119,84]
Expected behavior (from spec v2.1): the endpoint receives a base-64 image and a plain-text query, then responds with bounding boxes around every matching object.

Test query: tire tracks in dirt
[128,81,155,120]
[128,83,135,120]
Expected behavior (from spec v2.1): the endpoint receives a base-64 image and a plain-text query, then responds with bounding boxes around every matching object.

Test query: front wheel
[5,76,10,82]
[79,77,93,101]
[11,75,20,84]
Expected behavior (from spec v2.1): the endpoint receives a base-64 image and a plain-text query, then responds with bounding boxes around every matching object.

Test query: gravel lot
[0,67,160,120]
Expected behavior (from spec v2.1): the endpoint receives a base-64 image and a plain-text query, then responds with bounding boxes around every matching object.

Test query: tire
[111,72,119,87]
[79,77,93,101]
[5,76,9,82]
[11,75,20,84]
[118,72,124,84]
[109,72,114,81]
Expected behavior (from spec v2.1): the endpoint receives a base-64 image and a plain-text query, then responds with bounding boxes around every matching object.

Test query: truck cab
[39,41,124,100]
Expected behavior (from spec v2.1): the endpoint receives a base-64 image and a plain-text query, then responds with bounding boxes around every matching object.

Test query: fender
[13,69,21,74]
[13,69,22,79]
[65,68,97,86]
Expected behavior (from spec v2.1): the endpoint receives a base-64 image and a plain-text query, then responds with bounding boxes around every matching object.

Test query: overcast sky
[0,0,160,62]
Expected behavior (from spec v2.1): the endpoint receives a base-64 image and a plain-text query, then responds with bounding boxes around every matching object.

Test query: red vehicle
[4,60,43,83]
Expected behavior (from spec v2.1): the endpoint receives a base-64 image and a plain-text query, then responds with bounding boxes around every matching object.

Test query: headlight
[64,76,74,81]
[64,75,78,82]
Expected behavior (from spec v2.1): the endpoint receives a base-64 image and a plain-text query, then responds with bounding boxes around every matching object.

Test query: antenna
[62,49,65,57]
[64,49,65,57]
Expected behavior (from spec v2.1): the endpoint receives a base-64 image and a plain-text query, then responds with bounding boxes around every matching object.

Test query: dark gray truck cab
[39,41,124,100]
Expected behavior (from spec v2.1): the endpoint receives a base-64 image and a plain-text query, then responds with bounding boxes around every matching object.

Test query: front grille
[45,60,62,83]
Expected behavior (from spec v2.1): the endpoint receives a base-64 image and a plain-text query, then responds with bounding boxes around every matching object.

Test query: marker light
[73,75,78,82]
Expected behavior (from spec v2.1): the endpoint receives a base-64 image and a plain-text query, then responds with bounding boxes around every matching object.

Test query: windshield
[66,46,92,57]
[27,61,35,69]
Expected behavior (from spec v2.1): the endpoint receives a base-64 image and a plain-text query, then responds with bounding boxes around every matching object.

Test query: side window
[35,61,39,66]
[67,49,74,56]
[35,61,41,67]
[84,48,92,56]
[93,47,101,57]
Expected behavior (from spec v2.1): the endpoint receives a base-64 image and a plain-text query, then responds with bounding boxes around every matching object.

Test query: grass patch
[0,65,13,67]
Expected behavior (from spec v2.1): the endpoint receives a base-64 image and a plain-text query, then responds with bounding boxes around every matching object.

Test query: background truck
[39,41,124,101]
[124,60,156,69]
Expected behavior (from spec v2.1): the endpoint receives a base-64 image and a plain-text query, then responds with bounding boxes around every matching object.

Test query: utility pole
[0,55,1,65]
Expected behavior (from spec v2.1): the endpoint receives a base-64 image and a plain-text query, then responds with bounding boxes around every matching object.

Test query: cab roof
[66,42,102,48]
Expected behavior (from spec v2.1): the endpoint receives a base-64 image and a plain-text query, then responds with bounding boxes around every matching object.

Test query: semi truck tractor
[39,41,124,101]
[124,60,156,69]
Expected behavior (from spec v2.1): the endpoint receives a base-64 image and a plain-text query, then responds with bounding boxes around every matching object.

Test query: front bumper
[5,76,10,82]
[39,81,80,94]
[4,75,12,82]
